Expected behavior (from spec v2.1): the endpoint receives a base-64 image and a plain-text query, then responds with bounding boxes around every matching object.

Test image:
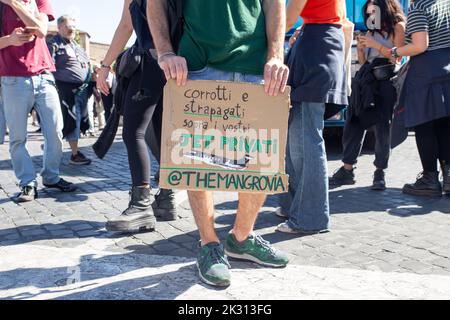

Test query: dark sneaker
[403,172,442,197]
[106,187,156,232]
[225,233,289,267]
[329,166,356,187]
[13,186,37,203]
[151,188,178,221]
[372,169,386,191]
[43,178,77,192]
[441,162,450,195]
[70,151,92,165]
[197,242,231,287]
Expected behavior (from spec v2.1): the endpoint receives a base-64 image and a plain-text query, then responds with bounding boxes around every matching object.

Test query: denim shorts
[188,66,263,84]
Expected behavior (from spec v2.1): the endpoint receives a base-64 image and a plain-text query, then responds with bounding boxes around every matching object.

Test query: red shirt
[301,0,344,26]
[0,0,55,77]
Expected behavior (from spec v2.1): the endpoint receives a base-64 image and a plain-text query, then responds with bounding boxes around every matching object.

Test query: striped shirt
[406,0,450,51]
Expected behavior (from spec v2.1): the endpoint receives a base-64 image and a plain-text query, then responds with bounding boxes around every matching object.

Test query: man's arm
[1,0,48,38]
[262,0,289,96]
[147,0,187,86]
[96,0,134,95]
[286,0,308,31]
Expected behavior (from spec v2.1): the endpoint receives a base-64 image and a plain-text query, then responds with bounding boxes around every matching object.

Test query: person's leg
[278,101,329,233]
[66,97,81,156]
[1,77,37,190]
[415,121,438,172]
[33,73,66,187]
[342,117,366,170]
[106,56,165,232]
[67,93,91,165]
[329,115,365,186]
[373,80,395,171]
[0,94,6,144]
[435,117,450,193]
[232,193,266,241]
[86,94,96,135]
[403,120,442,196]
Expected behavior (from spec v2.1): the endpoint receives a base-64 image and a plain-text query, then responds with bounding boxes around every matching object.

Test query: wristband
[391,47,399,59]
[100,61,111,70]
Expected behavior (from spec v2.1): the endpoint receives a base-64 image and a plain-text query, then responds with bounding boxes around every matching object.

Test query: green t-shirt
[178,0,267,75]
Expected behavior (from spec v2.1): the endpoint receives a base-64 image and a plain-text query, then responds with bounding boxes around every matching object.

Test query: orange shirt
[301,0,345,26]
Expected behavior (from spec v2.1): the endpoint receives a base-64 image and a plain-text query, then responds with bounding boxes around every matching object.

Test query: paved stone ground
[1,123,450,299]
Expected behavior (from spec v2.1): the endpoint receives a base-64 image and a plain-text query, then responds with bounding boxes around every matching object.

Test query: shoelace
[254,234,276,256]
[207,245,230,268]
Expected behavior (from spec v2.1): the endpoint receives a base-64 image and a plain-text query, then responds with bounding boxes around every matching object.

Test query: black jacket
[349,58,391,129]
[93,0,183,159]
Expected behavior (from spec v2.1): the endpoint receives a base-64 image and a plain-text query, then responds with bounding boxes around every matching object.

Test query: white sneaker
[274,208,289,218]
[276,222,300,234]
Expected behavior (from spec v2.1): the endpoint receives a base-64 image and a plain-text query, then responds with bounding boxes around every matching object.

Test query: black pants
[415,117,450,172]
[342,80,396,170]
[122,54,166,186]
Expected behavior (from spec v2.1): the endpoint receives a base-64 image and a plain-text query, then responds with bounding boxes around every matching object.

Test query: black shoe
[106,187,156,232]
[402,171,442,197]
[441,162,450,195]
[13,186,38,203]
[70,151,92,165]
[372,169,386,191]
[329,166,356,187]
[152,188,178,221]
[43,178,77,192]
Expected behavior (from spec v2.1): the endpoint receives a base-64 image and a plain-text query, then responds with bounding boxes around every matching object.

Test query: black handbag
[117,45,145,79]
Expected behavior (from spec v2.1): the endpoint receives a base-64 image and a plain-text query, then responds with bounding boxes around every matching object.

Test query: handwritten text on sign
[160,80,290,194]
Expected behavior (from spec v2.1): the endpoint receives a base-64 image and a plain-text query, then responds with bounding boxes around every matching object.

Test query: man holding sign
[148,0,290,287]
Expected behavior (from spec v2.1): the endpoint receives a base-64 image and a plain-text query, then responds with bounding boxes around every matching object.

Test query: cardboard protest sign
[159,80,291,194]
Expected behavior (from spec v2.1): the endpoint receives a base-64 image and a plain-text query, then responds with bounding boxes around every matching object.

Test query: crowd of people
[0,0,449,287]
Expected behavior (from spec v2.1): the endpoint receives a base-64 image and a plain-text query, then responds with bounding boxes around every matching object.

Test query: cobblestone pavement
[1,125,450,299]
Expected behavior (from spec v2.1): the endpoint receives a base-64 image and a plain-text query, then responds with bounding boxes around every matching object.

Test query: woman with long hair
[395,0,450,197]
[329,0,406,190]
[277,0,348,234]
[96,0,178,233]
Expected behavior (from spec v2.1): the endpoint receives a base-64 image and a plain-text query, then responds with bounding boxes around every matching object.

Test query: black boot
[106,187,156,232]
[441,161,450,195]
[329,166,356,187]
[402,171,442,197]
[372,169,386,191]
[152,188,178,221]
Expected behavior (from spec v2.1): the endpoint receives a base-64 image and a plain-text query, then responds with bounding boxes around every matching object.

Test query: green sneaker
[225,233,289,267]
[197,242,231,287]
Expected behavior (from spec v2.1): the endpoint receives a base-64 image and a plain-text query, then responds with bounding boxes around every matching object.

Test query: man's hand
[96,67,112,96]
[158,53,188,86]
[8,27,35,47]
[264,58,289,97]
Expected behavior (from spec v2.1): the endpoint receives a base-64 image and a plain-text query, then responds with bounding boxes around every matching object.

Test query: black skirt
[400,48,450,128]
[286,24,348,106]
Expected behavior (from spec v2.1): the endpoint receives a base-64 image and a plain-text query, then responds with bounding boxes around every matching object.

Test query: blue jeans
[188,66,263,84]
[280,102,330,231]
[0,91,6,144]
[1,73,63,187]
[65,90,88,141]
